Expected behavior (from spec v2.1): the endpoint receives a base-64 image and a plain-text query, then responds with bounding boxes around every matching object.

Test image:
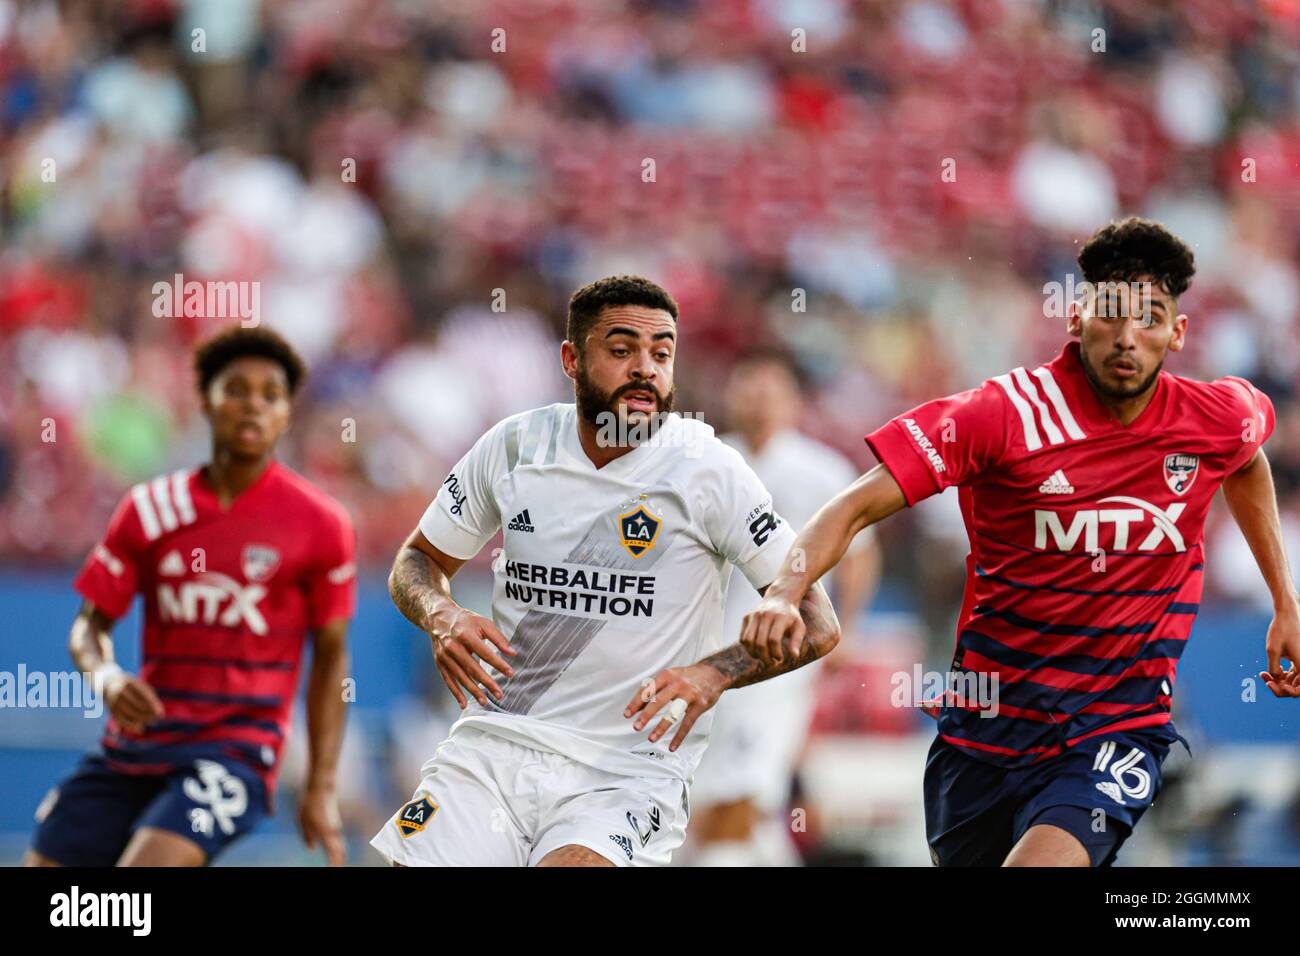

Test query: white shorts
[370,726,690,867]
[689,666,816,813]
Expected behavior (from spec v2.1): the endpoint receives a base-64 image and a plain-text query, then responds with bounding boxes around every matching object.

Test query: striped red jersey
[866,341,1275,767]
[73,461,357,794]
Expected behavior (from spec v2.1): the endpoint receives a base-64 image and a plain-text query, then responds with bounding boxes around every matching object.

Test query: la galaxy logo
[396,794,437,838]
[1163,454,1199,496]
[241,544,280,582]
[619,501,662,558]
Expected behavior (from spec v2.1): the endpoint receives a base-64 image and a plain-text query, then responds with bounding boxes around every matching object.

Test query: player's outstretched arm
[388,528,517,709]
[301,617,351,866]
[69,600,164,733]
[704,580,841,688]
[741,463,906,665]
[1221,450,1300,697]
[624,582,840,751]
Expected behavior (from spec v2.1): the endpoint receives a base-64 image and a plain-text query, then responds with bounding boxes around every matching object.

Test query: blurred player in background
[685,349,880,866]
[25,327,357,867]
[371,276,841,867]
[742,218,1300,867]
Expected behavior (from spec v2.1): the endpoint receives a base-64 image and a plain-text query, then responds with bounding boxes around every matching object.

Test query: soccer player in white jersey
[370,276,842,867]
[686,348,881,866]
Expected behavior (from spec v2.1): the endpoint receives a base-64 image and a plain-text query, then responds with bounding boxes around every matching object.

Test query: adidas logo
[507,509,535,533]
[1038,469,1074,495]
[1095,781,1126,805]
[608,833,634,861]
[158,550,185,576]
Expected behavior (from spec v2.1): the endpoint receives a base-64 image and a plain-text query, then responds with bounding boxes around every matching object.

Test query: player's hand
[623,663,727,752]
[299,783,346,866]
[740,593,805,665]
[103,671,165,733]
[427,603,516,709]
[1260,608,1300,699]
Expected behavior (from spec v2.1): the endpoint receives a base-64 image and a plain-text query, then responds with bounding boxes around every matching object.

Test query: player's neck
[1086,379,1158,427]
[574,415,637,469]
[205,449,274,507]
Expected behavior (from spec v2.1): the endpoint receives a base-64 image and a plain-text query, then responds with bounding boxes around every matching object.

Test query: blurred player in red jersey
[742,218,1300,867]
[25,327,357,867]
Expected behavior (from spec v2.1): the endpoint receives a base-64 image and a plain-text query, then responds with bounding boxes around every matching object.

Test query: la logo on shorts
[396,795,438,838]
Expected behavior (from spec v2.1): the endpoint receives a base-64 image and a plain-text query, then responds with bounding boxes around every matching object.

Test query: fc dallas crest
[1163,453,1199,496]
[241,544,281,582]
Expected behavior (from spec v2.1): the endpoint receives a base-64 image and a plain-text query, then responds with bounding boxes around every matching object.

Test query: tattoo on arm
[388,547,445,631]
[700,584,840,690]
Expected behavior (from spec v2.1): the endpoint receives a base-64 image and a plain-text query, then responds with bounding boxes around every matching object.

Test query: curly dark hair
[566,275,679,351]
[1078,217,1196,298]
[193,325,307,396]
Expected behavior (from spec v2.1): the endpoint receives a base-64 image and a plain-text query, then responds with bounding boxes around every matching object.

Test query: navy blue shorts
[923,727,1184,867]
[31,753,267,866]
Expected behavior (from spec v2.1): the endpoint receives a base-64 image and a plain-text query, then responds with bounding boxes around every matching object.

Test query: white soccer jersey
[418,403,798,780]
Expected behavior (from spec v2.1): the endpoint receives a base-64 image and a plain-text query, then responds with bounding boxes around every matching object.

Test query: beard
[1079,348,1163,401]
[574,363,676,445]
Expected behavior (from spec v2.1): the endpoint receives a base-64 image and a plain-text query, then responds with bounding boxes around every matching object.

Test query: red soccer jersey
[866,341,1275,767]
[73,461,357,794]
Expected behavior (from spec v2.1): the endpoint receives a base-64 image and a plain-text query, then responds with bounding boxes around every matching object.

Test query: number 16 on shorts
[1092,740,1152,805]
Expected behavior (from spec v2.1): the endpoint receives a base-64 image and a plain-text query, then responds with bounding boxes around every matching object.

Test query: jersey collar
[195,459,281,512]
[561,404,670,475]
[1050,340,1167,433]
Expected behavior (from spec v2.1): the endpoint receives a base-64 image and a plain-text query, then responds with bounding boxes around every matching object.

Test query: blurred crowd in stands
[2,0,1300,628]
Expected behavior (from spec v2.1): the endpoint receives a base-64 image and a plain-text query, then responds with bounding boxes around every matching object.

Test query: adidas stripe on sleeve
[75,470,197,619]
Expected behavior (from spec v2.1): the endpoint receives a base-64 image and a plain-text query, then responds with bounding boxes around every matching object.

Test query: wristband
[91,661,125,689]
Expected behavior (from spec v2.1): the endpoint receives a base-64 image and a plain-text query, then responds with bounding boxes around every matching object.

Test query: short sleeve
[305,505,358,629]
[418,422,505,561]
[703,446,799,591]
[864,380,1007,506]
[1220,377,1276,473]
[73,491,145,620]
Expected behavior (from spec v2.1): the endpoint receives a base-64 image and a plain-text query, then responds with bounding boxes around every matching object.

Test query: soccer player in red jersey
[25,327,357,867]
[742,217,1300,866]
